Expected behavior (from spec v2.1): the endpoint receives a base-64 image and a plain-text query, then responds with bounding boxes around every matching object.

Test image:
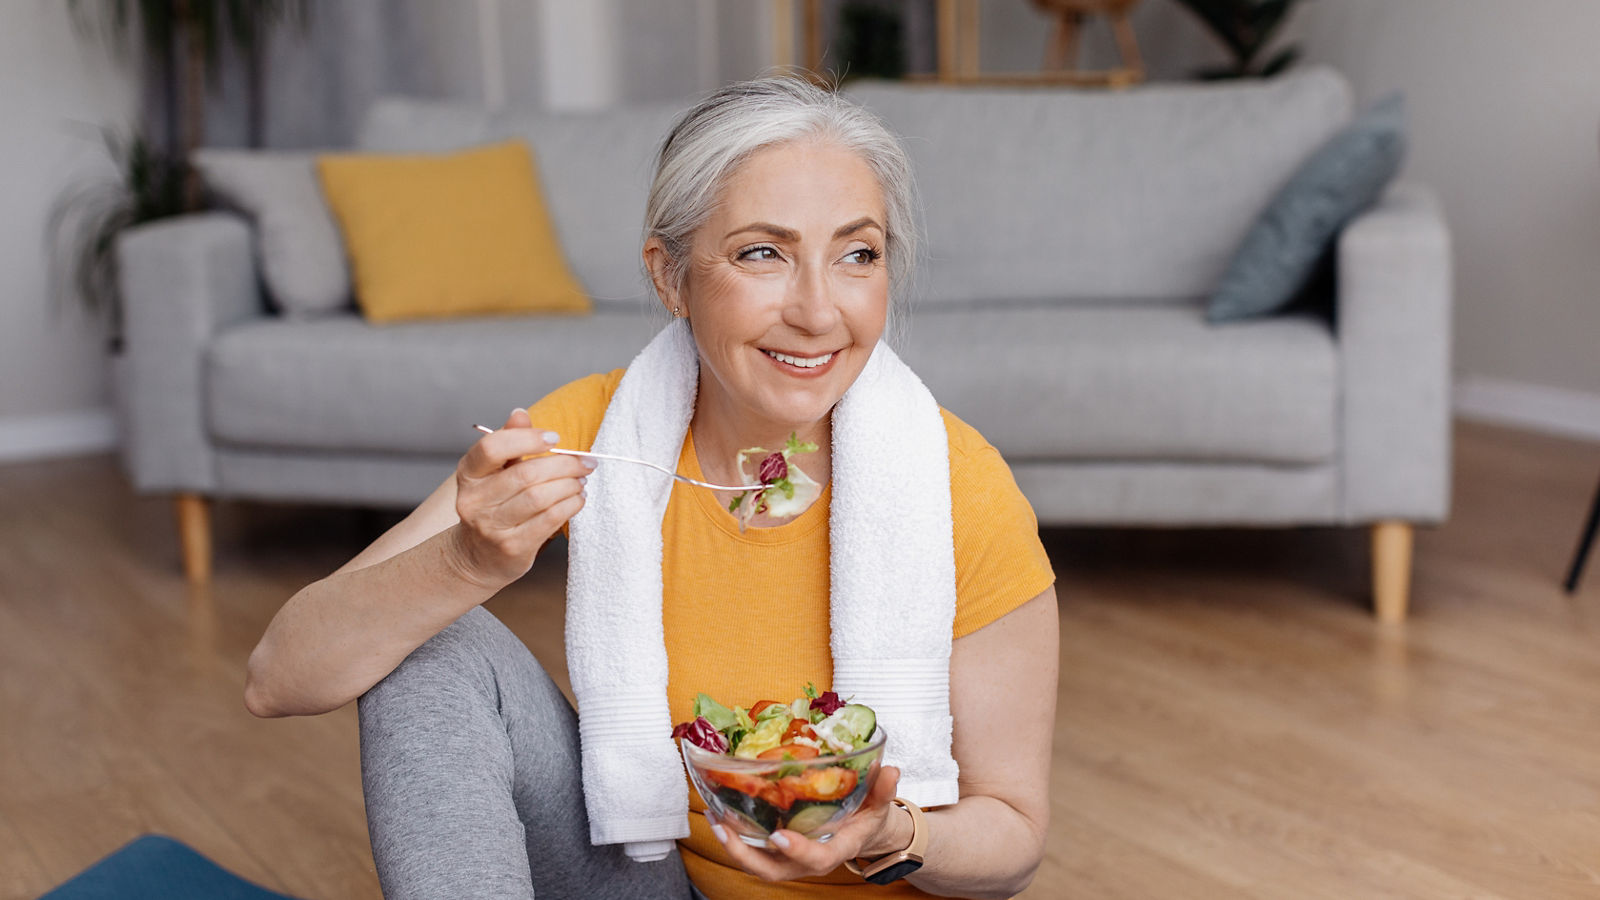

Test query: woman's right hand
[448,407,594,590]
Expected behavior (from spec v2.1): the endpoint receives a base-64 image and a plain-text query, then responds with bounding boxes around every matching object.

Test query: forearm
[869,794,1045,899]
[244,526,498,717]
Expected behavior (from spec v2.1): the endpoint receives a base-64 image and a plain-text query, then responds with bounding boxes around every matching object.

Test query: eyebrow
[724,217,885,242]
[832,216,884,239]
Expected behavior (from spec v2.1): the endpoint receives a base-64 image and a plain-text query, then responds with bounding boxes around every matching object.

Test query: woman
[246,77,1057,900]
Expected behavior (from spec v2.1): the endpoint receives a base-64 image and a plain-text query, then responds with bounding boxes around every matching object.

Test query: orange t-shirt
[527,370,1055,900]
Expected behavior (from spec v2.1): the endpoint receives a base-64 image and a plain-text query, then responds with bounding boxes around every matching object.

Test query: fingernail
[769,832,791,850]
[581,457,598,469]
[542,431,559,444]
[513,407,527,417]
[579,476,588,487]
[710,824,728,843]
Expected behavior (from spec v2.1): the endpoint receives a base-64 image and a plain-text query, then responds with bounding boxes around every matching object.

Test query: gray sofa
[114,66,1452,618]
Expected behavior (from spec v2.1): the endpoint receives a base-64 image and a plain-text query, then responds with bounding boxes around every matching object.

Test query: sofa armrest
[1337,182,1453,523]
[114,211,265,493]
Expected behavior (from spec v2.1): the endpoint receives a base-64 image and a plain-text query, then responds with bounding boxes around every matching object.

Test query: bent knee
[360,606,510,711]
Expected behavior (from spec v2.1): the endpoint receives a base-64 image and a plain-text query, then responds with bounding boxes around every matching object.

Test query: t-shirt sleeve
[523,369,625,454]
[945,410,1057,639]
[525,370,624,539]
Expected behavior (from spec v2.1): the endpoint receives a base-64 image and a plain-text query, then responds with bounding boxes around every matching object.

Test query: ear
[642,237,680,317]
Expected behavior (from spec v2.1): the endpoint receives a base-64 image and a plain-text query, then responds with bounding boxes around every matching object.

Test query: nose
[782,259,842,335]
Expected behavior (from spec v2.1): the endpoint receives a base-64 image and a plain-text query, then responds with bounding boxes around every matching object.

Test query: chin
[757,396,838,432]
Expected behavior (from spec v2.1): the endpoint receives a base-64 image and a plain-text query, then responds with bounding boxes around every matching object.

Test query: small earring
[672,306,682,318]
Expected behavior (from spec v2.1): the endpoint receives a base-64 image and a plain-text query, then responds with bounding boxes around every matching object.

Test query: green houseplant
[51,0,307,350]
[1170,0,1308,79]
[47,129,187,353]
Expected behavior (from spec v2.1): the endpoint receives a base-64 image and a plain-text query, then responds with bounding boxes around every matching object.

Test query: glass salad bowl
[681,727,887,847]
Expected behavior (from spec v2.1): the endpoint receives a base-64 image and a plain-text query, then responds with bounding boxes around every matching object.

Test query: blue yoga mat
[38,835,305,900]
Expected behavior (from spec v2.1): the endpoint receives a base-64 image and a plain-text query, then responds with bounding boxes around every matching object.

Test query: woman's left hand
[707,766,903,883]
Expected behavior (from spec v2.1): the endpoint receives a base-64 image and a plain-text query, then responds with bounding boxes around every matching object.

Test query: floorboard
[0,420,1597,898]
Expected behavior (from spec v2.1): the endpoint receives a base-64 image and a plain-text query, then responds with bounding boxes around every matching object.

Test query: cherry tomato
[706,770,768,797]
[748,700,784,718]
[779,766,858,803]
[759,779,797,811]
[782,719,818,743]
[705,768,801,811]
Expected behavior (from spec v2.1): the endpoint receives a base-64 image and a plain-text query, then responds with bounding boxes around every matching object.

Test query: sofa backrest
[359,66,1351,311]
[358,98,683,312]
[846,66,1352,306]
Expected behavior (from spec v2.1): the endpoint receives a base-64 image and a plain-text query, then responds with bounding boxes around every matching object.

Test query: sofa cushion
[207,312,657,455]
[846,67,1352,306]
[900,302,1338,464]
[210,304,1336,466]
[357,98,683,313]
[1207,93,1408,323]
[316,140,590,323]
[191,149,352,317]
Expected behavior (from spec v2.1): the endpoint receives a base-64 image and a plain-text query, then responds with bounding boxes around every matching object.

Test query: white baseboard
[1455,376,1600,444]
[0,408,118,464]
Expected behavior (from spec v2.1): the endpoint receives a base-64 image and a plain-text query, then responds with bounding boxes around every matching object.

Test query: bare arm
[243,409,593,717]
[710,586,1059,897]
[900,585,1058,896]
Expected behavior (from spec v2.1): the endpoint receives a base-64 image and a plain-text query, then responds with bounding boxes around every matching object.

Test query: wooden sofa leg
[1372,521,1413,622]
[175,493,212,583]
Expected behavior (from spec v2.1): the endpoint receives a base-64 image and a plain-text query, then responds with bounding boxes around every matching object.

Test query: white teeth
[764,349,834,369]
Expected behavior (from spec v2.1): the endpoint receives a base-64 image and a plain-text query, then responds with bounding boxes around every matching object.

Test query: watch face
[865,858,924,885]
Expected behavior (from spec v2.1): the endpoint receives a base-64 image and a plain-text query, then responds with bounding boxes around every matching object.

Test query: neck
[689,389,831,490]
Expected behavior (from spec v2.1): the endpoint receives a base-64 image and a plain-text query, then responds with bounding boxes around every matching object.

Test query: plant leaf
[1259,45,1302,77]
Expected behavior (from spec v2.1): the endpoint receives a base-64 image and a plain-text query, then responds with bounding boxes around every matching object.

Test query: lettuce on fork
[727,432,821,530]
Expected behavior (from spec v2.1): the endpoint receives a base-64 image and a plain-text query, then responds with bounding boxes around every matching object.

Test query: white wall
[1291,0,1600,439]
[0,1,136,460]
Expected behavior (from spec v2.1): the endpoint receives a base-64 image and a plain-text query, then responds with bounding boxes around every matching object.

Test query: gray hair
[643,75,919,343]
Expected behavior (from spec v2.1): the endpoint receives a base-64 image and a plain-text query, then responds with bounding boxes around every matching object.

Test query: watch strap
[845,797,927,884]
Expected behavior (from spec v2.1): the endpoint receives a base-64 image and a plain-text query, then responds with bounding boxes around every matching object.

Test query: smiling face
[646,139,890,445]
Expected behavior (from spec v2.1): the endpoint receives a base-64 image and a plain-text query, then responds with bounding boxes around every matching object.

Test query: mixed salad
[726,433,821,530]
[673,685,880,836]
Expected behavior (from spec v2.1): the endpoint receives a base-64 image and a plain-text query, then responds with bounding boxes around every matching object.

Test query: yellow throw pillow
[315,140,589,323]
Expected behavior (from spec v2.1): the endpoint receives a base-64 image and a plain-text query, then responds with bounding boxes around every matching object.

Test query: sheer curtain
[171,0,522,152]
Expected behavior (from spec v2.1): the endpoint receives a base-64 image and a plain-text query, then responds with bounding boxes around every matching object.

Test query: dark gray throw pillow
[1207,92,1407,323]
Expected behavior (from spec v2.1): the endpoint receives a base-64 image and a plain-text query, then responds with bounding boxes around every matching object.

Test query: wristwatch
[845,798,928,885]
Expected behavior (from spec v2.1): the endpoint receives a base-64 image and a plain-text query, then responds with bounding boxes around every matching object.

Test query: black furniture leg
[1565,472,1600,593]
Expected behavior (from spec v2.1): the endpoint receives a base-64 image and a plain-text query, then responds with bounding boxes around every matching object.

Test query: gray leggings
[359,606,701,900]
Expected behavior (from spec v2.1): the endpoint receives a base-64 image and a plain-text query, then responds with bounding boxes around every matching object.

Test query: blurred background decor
[836,0,909,81]
[1029,0,1146,86]
[49,0,308,350]
[782,0,1148,88]
[1170,0,1307,79]
[46,128,185,352]
[65,0,311,202]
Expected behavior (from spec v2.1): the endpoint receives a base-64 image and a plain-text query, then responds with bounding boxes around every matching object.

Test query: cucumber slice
[783,803,842,836]
[834,704,876,743]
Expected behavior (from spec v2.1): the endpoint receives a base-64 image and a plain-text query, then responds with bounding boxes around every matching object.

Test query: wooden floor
[2,420,1598,899]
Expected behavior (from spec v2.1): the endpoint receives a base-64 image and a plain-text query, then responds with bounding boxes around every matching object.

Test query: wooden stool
[1030,0,1145,86]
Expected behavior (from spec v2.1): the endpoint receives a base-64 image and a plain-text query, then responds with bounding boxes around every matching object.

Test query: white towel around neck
[565,319,959,861]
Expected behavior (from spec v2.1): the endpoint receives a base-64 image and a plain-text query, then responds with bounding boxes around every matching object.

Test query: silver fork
[471,424,765,493]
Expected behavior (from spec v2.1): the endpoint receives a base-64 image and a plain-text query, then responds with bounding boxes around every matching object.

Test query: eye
[736,244,781,262]
[844,247,882,265]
